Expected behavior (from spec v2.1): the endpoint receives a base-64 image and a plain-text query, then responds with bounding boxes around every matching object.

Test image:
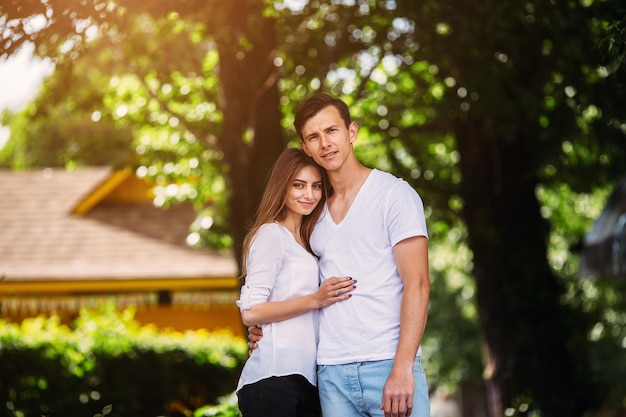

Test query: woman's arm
[241,276,356,326]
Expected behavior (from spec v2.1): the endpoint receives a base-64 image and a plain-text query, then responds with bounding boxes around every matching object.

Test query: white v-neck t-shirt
[236,222,320,392]
[311,169,428,365]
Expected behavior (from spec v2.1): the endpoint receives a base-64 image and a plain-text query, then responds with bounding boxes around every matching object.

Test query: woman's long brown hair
[241,148,328,279]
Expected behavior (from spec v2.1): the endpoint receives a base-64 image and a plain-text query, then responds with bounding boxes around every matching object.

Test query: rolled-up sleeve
[236,224,283,311]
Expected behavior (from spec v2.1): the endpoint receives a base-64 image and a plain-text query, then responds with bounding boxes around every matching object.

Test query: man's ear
[349,121,358,143]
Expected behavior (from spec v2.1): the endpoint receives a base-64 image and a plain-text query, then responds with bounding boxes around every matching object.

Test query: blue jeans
[317,358,429,417]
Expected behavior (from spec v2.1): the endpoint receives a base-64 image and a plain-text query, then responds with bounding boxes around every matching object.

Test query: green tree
[351,2,626,416]
[2,0,287,262]
[2,1,625,416]
[0,59,134,169]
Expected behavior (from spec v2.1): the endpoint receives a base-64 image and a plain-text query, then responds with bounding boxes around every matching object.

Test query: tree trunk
[215,0,285,273]
[455,117,593,417]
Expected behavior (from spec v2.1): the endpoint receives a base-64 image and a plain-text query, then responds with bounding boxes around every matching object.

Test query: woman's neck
[278,214,304,245]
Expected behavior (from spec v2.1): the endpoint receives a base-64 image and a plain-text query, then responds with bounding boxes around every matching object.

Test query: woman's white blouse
[236,222,320,392]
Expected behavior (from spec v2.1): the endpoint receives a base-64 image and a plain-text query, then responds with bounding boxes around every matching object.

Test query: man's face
[300,105,357,172]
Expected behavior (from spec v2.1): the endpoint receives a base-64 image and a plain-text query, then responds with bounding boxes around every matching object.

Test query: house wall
[0,290,245,338]
[134,304,244,337]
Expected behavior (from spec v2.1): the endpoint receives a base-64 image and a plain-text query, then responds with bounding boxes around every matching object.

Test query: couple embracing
[235,93,430,417]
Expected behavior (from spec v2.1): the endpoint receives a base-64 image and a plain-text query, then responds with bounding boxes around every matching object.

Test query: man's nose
[319,133,331,148]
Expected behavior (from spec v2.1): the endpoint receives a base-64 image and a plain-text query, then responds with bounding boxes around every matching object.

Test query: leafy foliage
[1,1,626,416]
[0,303,247,417]
[194,392,241,417]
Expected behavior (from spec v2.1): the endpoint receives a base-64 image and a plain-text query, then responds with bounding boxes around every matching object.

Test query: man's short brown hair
[294,93,352,140]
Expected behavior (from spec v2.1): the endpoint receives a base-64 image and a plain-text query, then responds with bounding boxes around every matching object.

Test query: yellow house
[0,167,244,337]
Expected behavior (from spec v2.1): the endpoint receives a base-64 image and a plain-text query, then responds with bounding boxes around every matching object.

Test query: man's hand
[380,366,415,417]
[247,325,264,356]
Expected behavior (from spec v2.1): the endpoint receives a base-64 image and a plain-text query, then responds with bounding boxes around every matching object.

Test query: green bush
[0,303,247,417]
[193,393,241,417]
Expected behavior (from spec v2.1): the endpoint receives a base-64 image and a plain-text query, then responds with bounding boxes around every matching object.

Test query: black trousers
[237,374,321,417]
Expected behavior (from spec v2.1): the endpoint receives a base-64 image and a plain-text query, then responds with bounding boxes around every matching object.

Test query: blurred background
[1,1,625,416]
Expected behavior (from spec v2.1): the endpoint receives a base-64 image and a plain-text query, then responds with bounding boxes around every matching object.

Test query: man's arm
[382,235,430,417]
[247,325,263,356]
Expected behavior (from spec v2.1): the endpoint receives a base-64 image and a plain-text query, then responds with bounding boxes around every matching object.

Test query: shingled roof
[0,167,238,282]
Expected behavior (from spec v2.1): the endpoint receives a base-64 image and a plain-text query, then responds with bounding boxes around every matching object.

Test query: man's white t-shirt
[311,169,428,365]
[236,222,320,392]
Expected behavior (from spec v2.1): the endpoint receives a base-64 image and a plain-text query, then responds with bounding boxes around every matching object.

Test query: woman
[236,148,356,417]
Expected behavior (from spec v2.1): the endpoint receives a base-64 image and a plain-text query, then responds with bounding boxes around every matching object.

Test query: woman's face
[284,165,323,217]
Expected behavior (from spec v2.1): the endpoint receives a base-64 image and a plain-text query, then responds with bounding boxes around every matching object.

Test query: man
[249,93,430,417]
